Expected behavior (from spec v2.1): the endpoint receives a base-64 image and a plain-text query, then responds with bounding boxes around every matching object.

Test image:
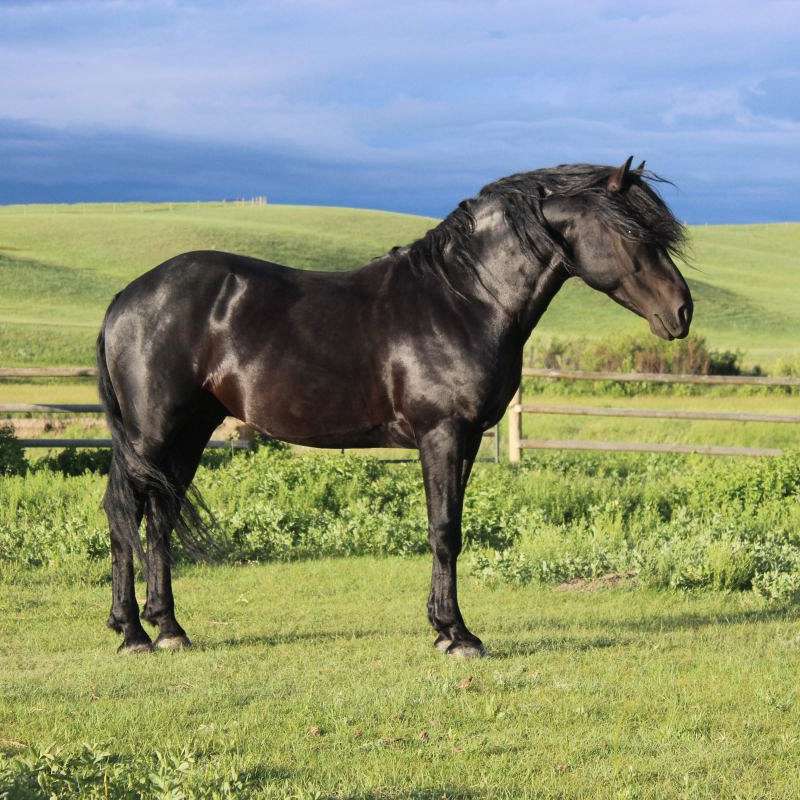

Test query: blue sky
[2,0,799,222]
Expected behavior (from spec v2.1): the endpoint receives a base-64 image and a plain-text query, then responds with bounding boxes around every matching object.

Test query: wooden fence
[506,367,800,461]
[2,367,798,460]
[0,367,251,450]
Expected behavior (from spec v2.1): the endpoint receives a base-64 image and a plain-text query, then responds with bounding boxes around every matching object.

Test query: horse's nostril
[677,303,691,327]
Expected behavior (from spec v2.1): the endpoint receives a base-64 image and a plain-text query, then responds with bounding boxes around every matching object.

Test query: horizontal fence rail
[509,367,799,461]
[520,403,800,424]
[5,366,798,386]
[0,403,103,413]
[0,367,98,378]
[517,439,782,458]
[2,367,797,459]
[522,367,800,387]
[0,371,255,451]
[15,438,251,450]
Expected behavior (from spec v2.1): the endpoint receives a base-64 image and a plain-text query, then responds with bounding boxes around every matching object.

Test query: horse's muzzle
[650,300,692,340]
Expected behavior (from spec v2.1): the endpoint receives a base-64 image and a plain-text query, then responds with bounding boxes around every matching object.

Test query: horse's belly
[229,364,410,447]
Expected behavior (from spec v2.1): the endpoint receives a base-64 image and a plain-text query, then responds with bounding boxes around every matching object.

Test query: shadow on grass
[597,605,800,633]
[512,603,800,636]
[214,627,389,649]
[490,634,630,659]
[217,628,632,661]
[198,603,799,656]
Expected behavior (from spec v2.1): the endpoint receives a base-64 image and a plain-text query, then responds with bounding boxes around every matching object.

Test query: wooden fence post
[508,388,522,463]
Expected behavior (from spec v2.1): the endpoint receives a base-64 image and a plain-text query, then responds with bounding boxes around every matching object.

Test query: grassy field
[0,202,798,366]
[1,202,798,798]
[2,558,800,799]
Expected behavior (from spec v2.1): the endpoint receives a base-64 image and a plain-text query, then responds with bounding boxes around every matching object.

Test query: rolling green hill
[0,202,797,366]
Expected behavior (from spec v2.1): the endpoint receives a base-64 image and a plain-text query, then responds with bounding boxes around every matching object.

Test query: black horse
[98,157,692,656]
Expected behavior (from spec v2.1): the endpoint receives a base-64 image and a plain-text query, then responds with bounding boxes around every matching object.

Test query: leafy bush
[31,446,111,476]
[526,333,743,375]
[1,446,799,603]
[0,743,253,800]
[752,569,800,605]
[0,424,26,476]
[469,549,533,587]
[773,357,800,379]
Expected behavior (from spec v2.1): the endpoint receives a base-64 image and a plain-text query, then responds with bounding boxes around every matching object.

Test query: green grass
[0,203,798,366]
[2,204,800,799]
[2,558,800,799]
[3,447,799,598]
[0,203,434,366]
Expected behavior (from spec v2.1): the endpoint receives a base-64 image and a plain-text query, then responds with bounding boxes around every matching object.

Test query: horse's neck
[452,200,568,342]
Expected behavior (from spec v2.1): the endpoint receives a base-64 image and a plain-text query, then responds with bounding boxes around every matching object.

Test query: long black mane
[406,163,687,282]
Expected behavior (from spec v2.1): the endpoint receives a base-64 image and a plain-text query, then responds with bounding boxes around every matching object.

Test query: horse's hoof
[446,641,487,659]
[155,634,192,651]
[434,634,452,653]
[117,640,154,655]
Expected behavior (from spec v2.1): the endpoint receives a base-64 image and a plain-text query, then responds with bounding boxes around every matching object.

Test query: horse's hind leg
[104,457,153,654]
[140,414,222,650]
[142,490,189,650]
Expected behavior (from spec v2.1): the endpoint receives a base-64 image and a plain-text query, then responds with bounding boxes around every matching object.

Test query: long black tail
[97,300,218,565]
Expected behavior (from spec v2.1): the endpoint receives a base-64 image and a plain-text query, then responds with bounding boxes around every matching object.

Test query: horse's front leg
[419,422,486,658]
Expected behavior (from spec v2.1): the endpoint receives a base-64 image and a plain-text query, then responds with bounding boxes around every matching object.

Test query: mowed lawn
[2,558,800,798]
[0,202,798,366]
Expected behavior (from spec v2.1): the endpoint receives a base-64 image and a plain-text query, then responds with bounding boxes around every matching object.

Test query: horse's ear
[607,156,634,192]
[635,160,646,174]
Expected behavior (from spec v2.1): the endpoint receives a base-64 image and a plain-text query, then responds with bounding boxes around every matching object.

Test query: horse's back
[103,250,410,446]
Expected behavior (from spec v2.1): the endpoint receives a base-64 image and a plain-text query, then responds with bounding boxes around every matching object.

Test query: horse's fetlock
[106,612,124,633]
[141,603,168,626]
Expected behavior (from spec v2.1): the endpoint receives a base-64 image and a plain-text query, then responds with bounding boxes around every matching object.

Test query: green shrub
[470,549,533,587]
[2,446,799,603]
[525,333,742,376]
[0,424,26,476]
[752,570,800,605]
[773,357,800,379]
[639,530,756,592]
[31,446,111,476]
[0,743,252,800]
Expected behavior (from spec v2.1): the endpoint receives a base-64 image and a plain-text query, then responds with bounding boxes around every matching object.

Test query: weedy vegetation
[2,443,798,601]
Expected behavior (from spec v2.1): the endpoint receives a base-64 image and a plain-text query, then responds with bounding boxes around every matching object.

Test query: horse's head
[543,157,692,340]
